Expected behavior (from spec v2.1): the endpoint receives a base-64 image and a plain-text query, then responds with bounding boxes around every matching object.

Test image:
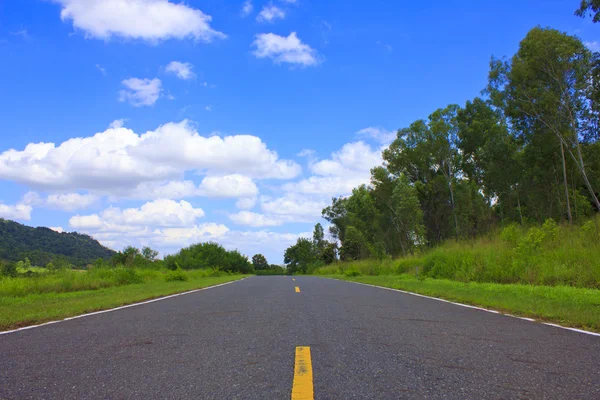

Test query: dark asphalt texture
[1,276,599,399]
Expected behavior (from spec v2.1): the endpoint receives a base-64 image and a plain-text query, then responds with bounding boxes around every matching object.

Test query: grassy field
[321,274,600,332]
[0,269,246,331]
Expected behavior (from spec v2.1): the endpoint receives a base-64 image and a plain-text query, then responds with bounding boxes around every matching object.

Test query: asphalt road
[1,276,599,399]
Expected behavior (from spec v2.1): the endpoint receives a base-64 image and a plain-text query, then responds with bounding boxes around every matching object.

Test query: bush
[0,261,17,277]
[112,268,143,285]
[500,223,521,247]
[165,268,188,282]
[344,270,361,277]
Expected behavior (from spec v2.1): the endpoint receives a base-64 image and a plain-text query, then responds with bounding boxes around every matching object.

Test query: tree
[251,254,269,270]
[489,27,600,215]
[284,238,315,274]
[142,247,159,262]
[312,223,325,253]
[390,175,426,255]
[576,0,600,22]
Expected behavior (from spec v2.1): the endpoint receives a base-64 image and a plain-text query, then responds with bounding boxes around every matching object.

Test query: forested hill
[0,219,116,267]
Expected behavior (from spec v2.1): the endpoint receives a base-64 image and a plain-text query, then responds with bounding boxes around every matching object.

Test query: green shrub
[580,220,599,243]
[1,261,17,277]
[344,270,361,277]
[500,223,521,247]
[165,269,188,282]
[112,268,143,285]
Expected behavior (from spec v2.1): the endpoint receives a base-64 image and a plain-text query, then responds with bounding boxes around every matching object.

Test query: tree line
[284,20,600,266]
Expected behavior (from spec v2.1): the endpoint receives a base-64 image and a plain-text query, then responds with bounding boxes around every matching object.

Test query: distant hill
[0,219,116,267]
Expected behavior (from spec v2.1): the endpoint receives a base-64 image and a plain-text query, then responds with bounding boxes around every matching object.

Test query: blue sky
[0,0,597,263]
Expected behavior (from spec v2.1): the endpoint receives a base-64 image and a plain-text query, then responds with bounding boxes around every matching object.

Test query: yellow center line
[295,286,300,293]
[291,346,314,400]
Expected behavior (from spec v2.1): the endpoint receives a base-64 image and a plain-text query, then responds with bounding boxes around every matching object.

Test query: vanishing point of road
[1,276,599,399]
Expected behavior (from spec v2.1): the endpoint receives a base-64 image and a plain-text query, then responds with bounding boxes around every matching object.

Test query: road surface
[1,276,599,399]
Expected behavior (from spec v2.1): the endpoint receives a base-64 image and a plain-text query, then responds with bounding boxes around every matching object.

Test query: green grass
[324,274,600,333]
[0,270,246,331]
[316,218,600,288]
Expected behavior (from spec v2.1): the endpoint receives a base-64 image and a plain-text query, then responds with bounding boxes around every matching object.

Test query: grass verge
[0,274,246,331]
[323,274,600,333]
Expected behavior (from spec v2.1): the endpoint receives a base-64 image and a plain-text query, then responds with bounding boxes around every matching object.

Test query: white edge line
[344,280,600,338]
[0,277,248,336]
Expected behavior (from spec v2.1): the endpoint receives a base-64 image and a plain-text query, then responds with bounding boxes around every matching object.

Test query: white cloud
[282,175,367,196]
[205,105,212,112]
[241,0,253,17]
[95,64,106,76]
[70,199,205,229]
[229,211,282,227]
[165,61,195,80]
[283,141,382,197]
[156,224,229,246]
[310,141,382,177]
[52,0,226,42]
[256,5,285,23]
[11,29,30,40]
[0,120,301,192]
[28,192,98,212]
[356,127,396,144]
[376,40,393,53]
[109,119,126,129]
[0,203,32,221]
[252,32,319,66]
[281,0,297,3]
[114,180,199,200]
[21,191,96,212]
[267,140,384,221]
[261,193,326,219]
[198,174,258,198]
[50,226,65,233]
[585,41,600,52]
[119,78,162,106]
[47,193,97,211]
[236,197,257,209]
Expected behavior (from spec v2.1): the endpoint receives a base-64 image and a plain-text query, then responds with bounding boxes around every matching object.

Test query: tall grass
[315,217,600,288]
[0,267,232,297]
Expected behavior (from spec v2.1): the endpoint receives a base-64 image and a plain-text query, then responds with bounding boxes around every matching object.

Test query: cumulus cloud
[165,61,195,80]
[52,0,226,42]
[256,5,285,23]
[0,202,32,221]
[241,0,253,17]
[261,193,327,219]
[265,140,384,222]
[229,211,282,227]
[356,126,396,144]
[70,199,205,229]
[50,226,65,233]
[236,197,257,210]
[252,32,319,66]
[0,120,301,193]
[23,191,98,212]
[198,174,258,198]
[119,78,162,106]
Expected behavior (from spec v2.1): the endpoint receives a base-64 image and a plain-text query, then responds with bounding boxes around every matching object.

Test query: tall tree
[576,0,600,22]
[490,27,600,214]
